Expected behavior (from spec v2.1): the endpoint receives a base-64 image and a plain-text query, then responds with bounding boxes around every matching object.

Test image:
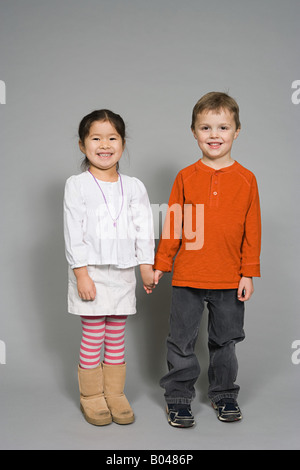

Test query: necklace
[88,170,124,227]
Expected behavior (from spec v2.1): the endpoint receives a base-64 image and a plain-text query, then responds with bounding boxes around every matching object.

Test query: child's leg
[78,315,112,426]
[102,315,134,424]
[79,316,106,369]
[103,315,127,365]
[160,287,204,405]
[207,289,245,404]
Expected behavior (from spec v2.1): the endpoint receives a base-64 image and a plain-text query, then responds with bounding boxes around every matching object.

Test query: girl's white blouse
[64,171,155,269]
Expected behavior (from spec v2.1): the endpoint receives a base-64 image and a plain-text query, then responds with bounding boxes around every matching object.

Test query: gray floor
[1,374,299,451]
[1,324,299,450]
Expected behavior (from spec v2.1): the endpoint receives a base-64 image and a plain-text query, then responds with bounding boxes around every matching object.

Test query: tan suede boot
[78,364,112,426]
[102,362,135,425]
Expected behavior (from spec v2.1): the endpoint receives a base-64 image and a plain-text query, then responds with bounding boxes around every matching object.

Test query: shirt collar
[196,159,238,173]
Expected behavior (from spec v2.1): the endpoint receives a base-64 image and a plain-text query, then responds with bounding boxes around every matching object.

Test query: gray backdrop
[1,0,299,450]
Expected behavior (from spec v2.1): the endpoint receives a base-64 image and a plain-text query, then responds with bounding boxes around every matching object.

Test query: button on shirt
[64,171,155,269]
[154,159,261,289]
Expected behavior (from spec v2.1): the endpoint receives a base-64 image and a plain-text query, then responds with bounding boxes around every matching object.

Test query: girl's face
[79,120,124,176]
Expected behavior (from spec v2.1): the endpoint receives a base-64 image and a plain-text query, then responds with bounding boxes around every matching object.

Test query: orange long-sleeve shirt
[154,159,261,289]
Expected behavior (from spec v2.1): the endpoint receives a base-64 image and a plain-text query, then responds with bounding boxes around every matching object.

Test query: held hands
[140,265,164,294]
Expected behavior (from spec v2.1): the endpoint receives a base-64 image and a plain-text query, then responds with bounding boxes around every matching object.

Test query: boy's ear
[234,127,241,140]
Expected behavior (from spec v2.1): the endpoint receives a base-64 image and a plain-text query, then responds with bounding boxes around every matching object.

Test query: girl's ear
[79,140,85,154]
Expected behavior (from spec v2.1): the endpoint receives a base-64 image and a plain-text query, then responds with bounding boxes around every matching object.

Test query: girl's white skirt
[67,265,136,316]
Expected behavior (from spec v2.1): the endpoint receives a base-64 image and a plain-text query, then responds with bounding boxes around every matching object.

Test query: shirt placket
[209,171,220,207]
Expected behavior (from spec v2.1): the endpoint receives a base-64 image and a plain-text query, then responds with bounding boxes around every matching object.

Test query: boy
[153,92,261,427]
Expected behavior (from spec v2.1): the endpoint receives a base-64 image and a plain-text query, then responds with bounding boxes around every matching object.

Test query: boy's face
[192,109,240,162]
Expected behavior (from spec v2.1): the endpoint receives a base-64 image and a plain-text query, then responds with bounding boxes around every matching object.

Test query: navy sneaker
[212,398,242,422]
[166,403,195,428]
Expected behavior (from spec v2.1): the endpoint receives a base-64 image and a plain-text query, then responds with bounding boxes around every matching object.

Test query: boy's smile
[192,109,240,167]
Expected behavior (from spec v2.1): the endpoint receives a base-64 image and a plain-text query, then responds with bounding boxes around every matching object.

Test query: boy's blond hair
[191,92,241,131]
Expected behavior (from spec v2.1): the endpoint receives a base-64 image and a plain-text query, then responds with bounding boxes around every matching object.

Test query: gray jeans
[160,286,245,405]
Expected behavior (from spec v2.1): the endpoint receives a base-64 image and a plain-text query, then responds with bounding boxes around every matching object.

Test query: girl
[63,109,155,426]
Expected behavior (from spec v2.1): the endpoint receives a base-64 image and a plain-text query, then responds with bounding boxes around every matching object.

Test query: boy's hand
[238,276,254,302]
[154,269,164,285]
[74,267,96,301]
[140,264,155,294]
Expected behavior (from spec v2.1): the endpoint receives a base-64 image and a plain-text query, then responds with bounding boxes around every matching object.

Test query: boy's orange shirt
[154,159,261,289]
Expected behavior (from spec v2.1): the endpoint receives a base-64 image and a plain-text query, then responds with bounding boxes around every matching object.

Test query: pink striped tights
[79,315,127,369]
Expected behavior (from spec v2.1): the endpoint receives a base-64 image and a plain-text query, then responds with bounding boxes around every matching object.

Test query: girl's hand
[237,276,254,302]
[140,264,155,294]
[74,267,96,301]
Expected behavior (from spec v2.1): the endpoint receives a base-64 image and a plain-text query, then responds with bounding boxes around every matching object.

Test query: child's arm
[74,266,96,301]
[64,177,88,269]
[64,178,95,300]
[130,179,155,287]
[154,173,184,273]
[240,175,261,279]
[238,175,261,302]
